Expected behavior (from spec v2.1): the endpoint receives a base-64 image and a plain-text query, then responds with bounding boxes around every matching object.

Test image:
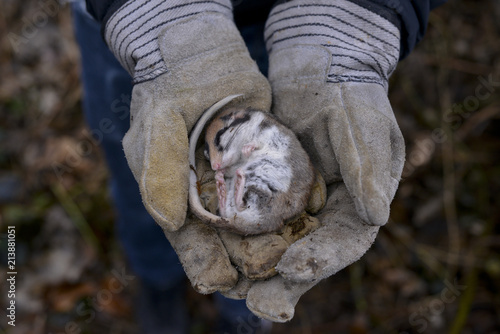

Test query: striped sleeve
[265,0,400,90]
[103,0,233,83]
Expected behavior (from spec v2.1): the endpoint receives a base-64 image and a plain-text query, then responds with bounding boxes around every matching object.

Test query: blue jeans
[70,2,266,331]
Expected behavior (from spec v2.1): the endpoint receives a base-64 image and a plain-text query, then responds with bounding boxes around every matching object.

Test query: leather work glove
[242,0,406,321]
[104,0,271,293]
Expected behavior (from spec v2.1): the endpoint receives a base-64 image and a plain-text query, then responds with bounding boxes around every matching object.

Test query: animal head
[204,108,254,171]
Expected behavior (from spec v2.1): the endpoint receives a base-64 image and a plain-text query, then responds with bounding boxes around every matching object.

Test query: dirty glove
[104,0,271,292]
[245,0,405,321]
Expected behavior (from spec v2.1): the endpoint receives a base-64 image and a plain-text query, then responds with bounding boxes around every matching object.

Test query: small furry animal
[189,95,314,235]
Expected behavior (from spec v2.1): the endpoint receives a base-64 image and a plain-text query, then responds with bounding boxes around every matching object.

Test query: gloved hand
[243,0,406,321]
[104,0,271,293]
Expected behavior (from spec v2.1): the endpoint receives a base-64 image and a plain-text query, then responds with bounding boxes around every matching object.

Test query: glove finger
[276,182,379,283]
[246,275,316,323]
[219,273,253,300]
[329,83,405,226]
[269,45,343,184]
[164,216,238,294]
[123,82,190,231]
[268,45,404,226]
[219,230,288,280]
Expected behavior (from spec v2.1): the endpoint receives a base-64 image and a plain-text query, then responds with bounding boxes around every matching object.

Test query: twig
[448,265,478,334]
[50,182,101,254]
[387,223,446,278]
[455,102,500,141]
[415,244,486,267]
[421,55,494,76]
[349,261,367,313]
[448,215,497,334]
[432,11,461,280]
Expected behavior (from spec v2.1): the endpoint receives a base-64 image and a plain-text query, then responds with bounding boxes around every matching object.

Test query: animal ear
[204,142,210,160]
[220,110,235,122]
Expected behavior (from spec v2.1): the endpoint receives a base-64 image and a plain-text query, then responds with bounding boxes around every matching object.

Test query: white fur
[219,112,293,222]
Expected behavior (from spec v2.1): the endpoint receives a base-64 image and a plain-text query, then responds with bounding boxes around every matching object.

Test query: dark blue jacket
[85,0,447,59]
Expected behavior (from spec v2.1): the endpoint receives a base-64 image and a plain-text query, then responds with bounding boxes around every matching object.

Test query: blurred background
[0,0,499,333]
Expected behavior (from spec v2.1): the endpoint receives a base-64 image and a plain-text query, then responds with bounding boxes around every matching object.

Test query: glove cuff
[104,0,233,83]
[265,0,400,90]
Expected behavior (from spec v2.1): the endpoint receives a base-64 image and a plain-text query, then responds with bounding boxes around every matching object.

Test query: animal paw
[235,169,246,211]
[215,170,225,183]
[242,143,257,158]
[216,170,227,212]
